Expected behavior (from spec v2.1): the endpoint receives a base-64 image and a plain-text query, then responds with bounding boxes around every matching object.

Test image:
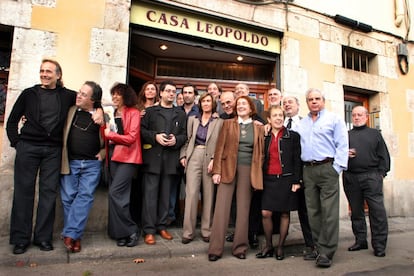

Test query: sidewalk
[1,217,413,266]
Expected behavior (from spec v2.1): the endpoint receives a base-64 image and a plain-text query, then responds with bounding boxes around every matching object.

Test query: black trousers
[10,141,61,245]
[343,171,388,251]
[108,161,139,239]
[297,187,314,247]
[141,172,173,234]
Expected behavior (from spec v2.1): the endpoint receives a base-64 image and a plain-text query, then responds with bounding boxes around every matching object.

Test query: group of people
[6,59,391,269]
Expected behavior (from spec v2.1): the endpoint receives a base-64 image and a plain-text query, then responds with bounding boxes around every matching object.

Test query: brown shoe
[63,237,73,252]
[72,239,81,253]
[159,230,173,240]
[144,234,156,245]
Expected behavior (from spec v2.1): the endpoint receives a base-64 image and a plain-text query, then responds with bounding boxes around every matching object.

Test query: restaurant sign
[131,2,280,54]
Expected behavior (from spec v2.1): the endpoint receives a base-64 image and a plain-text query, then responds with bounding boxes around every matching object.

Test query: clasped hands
[156,133,176,147]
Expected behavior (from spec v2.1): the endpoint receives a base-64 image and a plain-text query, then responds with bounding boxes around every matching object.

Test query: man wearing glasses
[60,81,105,253]
[6,60,103,254]
[141,80,187,245]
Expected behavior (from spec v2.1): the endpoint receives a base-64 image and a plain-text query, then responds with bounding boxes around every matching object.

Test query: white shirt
[284,114,301,131]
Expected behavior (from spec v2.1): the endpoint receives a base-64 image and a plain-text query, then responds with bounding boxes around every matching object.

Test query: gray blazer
[180,115,223,173]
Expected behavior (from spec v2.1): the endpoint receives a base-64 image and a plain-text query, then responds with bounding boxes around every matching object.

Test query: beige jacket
[61,106,105,174]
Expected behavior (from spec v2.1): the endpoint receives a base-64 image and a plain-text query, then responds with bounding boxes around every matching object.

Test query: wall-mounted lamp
[236,55,244,61]
[334,15,372,33]
[159,44,168,50]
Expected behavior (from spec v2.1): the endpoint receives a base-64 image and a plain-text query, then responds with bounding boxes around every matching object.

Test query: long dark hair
[137,81,159,111]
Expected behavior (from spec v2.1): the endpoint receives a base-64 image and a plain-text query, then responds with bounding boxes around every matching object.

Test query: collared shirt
[195,116,213,145]
[238,117,253,125]
[284,114,301,131]
[296,109,349,174]
[267,130,283,175]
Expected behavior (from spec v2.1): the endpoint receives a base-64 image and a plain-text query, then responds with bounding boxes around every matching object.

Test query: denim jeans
[61,159,101,240]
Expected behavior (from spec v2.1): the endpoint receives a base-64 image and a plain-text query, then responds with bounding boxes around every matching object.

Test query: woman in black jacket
[256,105,302,260]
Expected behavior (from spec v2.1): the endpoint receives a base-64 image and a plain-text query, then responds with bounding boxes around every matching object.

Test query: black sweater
[6,84,76,147]
[347,125,390,176]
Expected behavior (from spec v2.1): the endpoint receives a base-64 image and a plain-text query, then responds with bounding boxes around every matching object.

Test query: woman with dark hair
[208,95,264,261]
[256,105,301,260]
[137,81,159,117]
[180,93,223,244]
[104,83,142,247]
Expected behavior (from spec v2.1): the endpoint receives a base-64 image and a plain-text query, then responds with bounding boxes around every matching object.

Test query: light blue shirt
[296,108,349,174]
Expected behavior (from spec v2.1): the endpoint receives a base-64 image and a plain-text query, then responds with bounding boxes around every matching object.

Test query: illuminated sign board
[131,2,280,54]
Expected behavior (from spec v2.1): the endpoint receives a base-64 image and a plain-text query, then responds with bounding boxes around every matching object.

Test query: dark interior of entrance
[0,24,13,122]
[127,28,278,105]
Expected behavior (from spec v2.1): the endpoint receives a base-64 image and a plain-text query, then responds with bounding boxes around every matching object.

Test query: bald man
[343,106,390,258]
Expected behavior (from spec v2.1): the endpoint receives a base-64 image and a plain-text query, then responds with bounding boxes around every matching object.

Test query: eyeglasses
[163,89,176,94]
[72,115,93,131]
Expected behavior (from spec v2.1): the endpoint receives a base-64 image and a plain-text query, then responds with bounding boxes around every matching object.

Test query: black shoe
[225,232,234,242]
[275,248,284,260]
[181,237,192,244]
[255,247,274,258]
[208,254,221,262]
[304,249,319,260]
[249,234,259,249]
[201,236,210,243]
[316,254,332,268]
[117,238,127,247]
[33,241,53,251]
[126,233,139,247]
[348,242,368,251]
[374,250,386,257]
[13,243,29,254]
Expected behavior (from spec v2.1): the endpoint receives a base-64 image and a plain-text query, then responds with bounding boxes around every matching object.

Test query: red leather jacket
[106,106,142,164]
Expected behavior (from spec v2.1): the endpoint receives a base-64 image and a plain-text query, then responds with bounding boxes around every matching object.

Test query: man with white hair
[296,88,348,268]
[268,88,282,107]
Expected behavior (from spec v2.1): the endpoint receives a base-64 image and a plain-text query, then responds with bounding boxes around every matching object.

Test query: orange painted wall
[31,0,105,89]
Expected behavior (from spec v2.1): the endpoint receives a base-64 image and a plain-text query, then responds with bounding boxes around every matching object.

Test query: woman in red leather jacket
[104,83,142,247]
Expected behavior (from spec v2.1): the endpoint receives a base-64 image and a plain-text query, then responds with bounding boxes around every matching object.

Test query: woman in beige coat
[180,93,223,244]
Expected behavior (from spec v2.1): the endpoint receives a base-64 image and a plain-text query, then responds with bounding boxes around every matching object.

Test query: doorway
[127,30,279,105]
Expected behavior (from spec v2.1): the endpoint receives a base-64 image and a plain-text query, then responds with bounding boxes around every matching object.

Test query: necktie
[287,118,292,129]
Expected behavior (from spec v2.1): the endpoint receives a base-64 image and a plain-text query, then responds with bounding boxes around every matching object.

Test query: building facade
[0,0,413,235]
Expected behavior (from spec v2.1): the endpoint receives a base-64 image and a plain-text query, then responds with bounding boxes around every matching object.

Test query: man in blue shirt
[296,88,348,268]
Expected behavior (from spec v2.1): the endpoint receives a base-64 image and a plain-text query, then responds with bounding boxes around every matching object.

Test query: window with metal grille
[342,46,375,73]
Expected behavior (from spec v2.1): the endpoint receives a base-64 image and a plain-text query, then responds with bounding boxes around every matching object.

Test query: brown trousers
[208,164,252,256]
